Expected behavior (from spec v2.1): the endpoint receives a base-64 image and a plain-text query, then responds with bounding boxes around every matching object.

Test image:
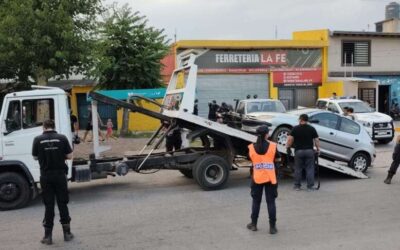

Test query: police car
[316,98,394,144]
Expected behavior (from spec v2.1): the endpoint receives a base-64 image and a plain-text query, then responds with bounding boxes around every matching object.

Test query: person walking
[384,135,400,184]
[106,118,117,140]
[246,125,280,234]
[286,114,320,191]
[32,120,74,245]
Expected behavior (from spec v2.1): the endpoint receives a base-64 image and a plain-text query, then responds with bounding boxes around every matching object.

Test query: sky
[104,0,395,41]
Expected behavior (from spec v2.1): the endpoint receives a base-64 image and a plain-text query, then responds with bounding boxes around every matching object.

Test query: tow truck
[0,51,367,211]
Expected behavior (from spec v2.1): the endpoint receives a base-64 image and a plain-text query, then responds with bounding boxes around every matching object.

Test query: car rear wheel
[272,126,292,146]
[349,152,370,173]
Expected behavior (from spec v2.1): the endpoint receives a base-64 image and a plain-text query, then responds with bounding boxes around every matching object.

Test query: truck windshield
[246,101,286,113]
[338,102,373,113]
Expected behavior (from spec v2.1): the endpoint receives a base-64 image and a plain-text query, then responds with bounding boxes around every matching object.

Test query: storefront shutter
[196,74,269,117]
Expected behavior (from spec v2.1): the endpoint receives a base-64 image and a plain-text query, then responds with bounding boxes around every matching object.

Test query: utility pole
[275,25,278,40]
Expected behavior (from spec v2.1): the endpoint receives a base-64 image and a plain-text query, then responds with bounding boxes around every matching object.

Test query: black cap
[256,125,269,135]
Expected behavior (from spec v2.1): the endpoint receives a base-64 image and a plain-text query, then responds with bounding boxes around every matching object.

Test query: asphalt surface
[1,141,400,250]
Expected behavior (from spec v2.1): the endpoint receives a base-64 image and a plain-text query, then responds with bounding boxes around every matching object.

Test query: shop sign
[273,70,322,87]
[185,49,322,73]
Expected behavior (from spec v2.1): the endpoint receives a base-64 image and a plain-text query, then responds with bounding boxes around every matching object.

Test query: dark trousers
[250,181,277,225]
[294,149,315,188]
[389,154,400,175]
[166,135,182,152]
[40,172,71,228]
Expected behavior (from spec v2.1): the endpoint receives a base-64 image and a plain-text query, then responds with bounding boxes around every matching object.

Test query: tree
[90,4,170,135]
[90,4,170,90]
[0,0,102,85]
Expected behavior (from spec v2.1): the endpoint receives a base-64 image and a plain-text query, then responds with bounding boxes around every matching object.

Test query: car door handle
[355,139,359,142]
[329,132,334,135]
[5,141,14,146]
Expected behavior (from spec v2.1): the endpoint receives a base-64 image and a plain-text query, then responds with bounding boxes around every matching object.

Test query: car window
[312,113,339,130]
[340,117,360,135]
[316,101,327,109]
[327,103,339,113]
[237,102,245,114]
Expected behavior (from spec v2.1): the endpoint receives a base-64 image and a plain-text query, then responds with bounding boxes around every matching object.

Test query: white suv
[316,98,394,144]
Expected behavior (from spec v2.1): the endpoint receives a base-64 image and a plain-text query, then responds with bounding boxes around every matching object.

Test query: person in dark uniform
[32,120,74,245]
[163,121,182,152]
[247,125,280,234]
[208,100,219,121]
[193,99,199,116]
[384,135,400,184]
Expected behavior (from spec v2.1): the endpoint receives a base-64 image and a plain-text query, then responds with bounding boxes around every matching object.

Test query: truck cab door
[2,98,56,181]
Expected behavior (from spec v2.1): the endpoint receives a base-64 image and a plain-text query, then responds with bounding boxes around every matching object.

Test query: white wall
[328,36,400,73]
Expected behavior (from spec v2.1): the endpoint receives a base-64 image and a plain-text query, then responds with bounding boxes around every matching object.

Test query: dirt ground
[73,132,156,160]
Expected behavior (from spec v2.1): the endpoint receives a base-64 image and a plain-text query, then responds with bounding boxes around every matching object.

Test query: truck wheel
[272,126,291,146]
[0,172,31,210]
[179,169,193,179]
[377,138,392,144]
[349,152,370,173]
[193,155,230,190]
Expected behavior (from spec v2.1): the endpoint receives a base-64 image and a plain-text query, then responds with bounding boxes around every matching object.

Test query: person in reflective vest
[247,125,280,234]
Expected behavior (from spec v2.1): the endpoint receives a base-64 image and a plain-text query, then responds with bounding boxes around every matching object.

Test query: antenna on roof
[174,28,177,43]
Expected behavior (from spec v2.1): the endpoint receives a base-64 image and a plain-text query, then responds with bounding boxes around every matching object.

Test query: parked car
[267,109,376,172]
[316,98,394,144]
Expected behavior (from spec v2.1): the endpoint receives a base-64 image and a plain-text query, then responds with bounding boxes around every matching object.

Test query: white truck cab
[316,98,394,144]
[0,87,72,210]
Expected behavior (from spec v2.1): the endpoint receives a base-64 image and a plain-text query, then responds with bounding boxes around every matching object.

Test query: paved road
[1,142,400,250]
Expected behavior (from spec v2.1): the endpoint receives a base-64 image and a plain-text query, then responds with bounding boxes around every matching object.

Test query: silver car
[268,109,376,172]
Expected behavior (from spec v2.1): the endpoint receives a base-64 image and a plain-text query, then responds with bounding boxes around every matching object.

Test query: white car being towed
[266,109,376,172]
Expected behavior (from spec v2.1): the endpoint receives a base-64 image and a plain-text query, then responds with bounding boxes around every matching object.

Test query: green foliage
[0,0,102,84]
[90,4,170,90]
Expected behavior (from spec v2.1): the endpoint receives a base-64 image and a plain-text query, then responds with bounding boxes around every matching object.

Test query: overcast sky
[104,0,395,41]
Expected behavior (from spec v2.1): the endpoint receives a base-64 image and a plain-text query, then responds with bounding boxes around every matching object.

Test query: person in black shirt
[70,111,80,145]
[286,114,320,191]
[384,135,400,184]
[208,100,219,121]
[32,120,74,245]
[193,99,199,116]
[163,121,182,152]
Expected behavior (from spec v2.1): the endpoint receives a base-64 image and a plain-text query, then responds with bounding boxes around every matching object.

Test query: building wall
[328,36,400,73]
[116,99,162,132]
[382,19,400,32]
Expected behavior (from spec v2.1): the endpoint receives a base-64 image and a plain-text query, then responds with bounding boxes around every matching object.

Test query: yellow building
[163,29,342,114]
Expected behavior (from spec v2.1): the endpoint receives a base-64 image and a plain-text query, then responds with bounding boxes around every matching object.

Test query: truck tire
[193,155,230,190]
[179,169,193,179]
[349,152,370,173]
[0,172,31,210]
[272,126,292,146]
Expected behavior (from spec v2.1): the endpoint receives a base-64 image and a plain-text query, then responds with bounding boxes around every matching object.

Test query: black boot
[269,221,278,234]
[62,224,74,241]
[40,227,53,245]
[246,222,258,231]
[384,173,394,184]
